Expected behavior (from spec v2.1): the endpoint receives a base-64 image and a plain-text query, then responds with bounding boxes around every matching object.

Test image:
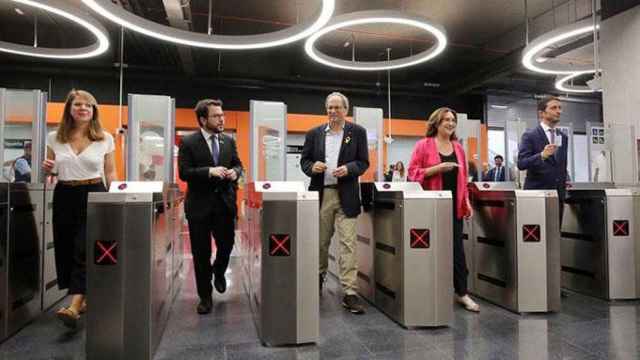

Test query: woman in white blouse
[42,89,117,328]
[392,161,407,182]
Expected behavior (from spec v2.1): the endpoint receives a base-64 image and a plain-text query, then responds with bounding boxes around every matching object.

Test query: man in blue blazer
[517,96,568,217]
[485,155,507,182]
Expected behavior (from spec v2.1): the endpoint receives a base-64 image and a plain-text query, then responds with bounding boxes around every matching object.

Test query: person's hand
[465,201,474,218]
[42,159,56,174]
[224,169,238,181]
[312,161,328,174]
[332,165,349,178]
[438,162,459,172]
[209,166,227,178]
[541,144,558,160]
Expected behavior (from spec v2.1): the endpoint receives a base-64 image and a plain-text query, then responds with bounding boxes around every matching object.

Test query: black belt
[324,184,338,189]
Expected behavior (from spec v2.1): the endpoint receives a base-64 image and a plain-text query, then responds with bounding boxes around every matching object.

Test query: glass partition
[249,100,286,182]
[504,119,527,187]
[586,122,610,183]
[457,114,482,181]
[353,107,383,181]
[127,94,176,182]
[605,123,637,184]
[0,89,46,184]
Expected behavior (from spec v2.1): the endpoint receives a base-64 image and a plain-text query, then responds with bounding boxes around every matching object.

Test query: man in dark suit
[517,96,568,218]
[485,155,507,182]
[300,92,369,314]
[178,99,243,314]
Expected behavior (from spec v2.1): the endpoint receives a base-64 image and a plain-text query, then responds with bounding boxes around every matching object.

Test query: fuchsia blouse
[407,137,471,219]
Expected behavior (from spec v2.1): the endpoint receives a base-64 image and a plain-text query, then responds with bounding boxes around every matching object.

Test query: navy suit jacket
[300,121,369,218]
[517,125,568,199]
[485,166,506,182]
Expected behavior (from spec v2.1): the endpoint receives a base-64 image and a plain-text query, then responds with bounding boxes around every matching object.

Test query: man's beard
[206,122,223,133]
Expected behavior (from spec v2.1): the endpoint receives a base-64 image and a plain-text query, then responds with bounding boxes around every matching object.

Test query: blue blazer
[485,166,506,182]
[517,125,568,197]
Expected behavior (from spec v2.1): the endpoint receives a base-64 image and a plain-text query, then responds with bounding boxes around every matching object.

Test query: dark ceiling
[0,0,614,102]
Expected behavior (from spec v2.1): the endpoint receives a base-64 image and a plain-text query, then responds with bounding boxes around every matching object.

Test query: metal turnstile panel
[42,189,65,309]
[87,189,178,360]
[249,181,318,346]
[6,185,43,337]
[561,190,609,298]
[473,193,517,310]
[356,210,375,302]
[373,198,402,321]
[605,190,636,299]
[402,195,452,327]
[471,183,560,313]
[515,192,556,312]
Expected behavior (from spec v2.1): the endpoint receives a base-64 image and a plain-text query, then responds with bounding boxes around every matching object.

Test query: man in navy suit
[485,155,507,182]
[517,96,568,218]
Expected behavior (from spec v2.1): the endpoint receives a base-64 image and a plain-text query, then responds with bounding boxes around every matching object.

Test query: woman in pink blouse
[408,107,479,312]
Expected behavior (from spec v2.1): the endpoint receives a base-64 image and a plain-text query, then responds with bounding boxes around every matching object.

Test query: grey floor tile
[154,344,225,360]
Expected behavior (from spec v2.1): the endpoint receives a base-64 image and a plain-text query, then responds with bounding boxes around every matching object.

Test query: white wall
[601,5,640,183]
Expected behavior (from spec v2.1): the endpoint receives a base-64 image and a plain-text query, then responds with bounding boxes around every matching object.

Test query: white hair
[325,92,349,112]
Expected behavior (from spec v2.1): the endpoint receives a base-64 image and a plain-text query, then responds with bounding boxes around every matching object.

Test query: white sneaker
[456,294,480,312]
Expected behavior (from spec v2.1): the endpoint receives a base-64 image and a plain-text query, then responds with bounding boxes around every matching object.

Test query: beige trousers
[319,188,358,295]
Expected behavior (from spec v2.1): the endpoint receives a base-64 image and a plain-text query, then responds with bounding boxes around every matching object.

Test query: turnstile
[360,182,452,327]
[0,183,44,341]
[470,182,561,313]
[462,214,474,293]
[42,184,66,310]
[86,183,182,360]
[242,181,318,346]
[561,183,640,299]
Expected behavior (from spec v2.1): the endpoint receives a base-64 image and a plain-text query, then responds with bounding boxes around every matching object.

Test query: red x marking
[96,241,117,264]
[523,225,540,241]
[613,221,628,236]
[270,235,290,256]
[410,229,429,248]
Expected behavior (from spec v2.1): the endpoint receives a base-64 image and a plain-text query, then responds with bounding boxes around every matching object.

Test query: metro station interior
[1,0,640,359]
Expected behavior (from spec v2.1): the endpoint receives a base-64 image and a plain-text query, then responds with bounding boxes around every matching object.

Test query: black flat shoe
[214,274,227,294]
[197,298,212,315]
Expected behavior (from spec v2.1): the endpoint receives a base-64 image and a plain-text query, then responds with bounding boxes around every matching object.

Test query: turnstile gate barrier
[470,182,561,313]
[86,182,183,360]
[242,181,319,346]
[561,183,640,300]
[358,182,453,327]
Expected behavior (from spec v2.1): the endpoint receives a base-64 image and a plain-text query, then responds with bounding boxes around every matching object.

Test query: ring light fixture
[522,18,597,75]
[304,10,447,71]
[0,0,109,59]
[81,0,335,50]
[555,70,601,93]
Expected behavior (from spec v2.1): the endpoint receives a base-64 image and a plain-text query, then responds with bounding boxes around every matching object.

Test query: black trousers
[187,212,235,301]
[453,217,468,296]
[52,182,106,295]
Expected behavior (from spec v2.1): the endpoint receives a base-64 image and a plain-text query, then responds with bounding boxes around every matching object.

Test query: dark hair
[194,99,223,126]
[537,96,560,113]
[494,155,503,161]
[57,89,104,143]
[425,107,458,140]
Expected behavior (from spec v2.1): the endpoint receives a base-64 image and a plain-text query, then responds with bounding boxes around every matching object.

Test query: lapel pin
[344,136,351,144]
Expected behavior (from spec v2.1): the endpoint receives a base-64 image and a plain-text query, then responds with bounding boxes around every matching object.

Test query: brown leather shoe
[197,298,212,315]
[342,295,365,315]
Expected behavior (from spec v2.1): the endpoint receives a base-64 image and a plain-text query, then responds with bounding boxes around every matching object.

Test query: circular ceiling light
[555,70,602,93]
[304,10,447,71]
[81,0,335,50]
[0,0,110,59]
[522,18,596,75]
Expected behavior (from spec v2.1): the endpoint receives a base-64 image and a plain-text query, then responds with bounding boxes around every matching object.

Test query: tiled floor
[1,259,639,360]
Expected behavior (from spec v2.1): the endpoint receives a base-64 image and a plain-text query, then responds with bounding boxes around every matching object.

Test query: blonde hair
[425,107,458,140]
[56,89,105,143]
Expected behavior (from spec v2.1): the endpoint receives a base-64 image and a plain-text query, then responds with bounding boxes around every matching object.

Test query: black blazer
[300,121,369,218]
[517,125,568,197]
[178,130,244,221]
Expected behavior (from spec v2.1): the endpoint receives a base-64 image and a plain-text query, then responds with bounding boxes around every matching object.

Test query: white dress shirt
[323,123,344,186]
